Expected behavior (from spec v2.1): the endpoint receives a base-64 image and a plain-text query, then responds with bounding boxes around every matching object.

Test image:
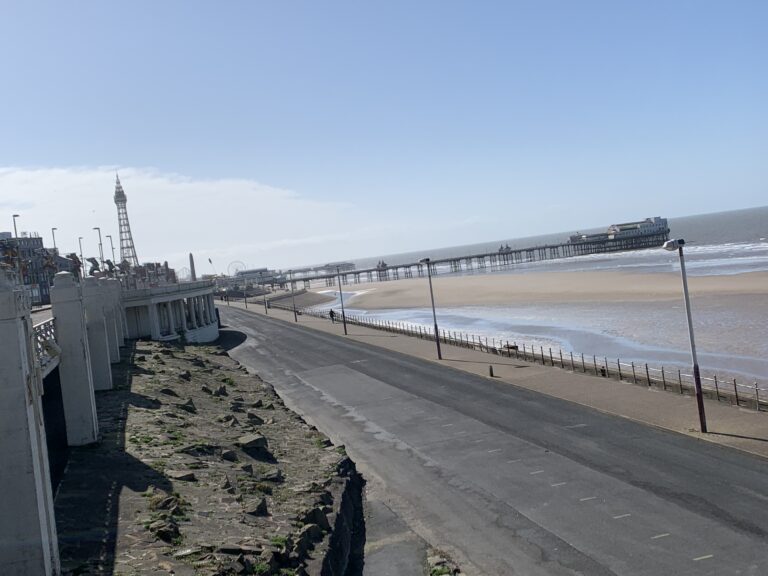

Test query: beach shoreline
[320,270,768,310]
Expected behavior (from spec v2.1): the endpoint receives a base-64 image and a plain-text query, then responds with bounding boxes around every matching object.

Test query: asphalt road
[220,306,768,576]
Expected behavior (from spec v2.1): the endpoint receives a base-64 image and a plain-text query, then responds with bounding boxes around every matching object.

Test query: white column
[186,298,197,329]
[207,294,216,325]
[194,296,203,326]
[0,270,60,575]
[148,303,161,340]
[82,278,113,390]
[98,279,120,363]
[106,279,126,345]
[166,301,176,336]
[50,272,99,446]
[178,300,187,332]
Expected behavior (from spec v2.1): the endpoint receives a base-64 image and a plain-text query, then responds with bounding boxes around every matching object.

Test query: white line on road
[613,514,631,519]
[565,423,588,429]
[474,439,484,443]
[530,470,544,475]
[693,555,714,562]
[441,423,454,428]
[651,533,670,540]
[551,482,567,487]
[487,449,502,453]
[507,459,520,463]
[579,496,597,502]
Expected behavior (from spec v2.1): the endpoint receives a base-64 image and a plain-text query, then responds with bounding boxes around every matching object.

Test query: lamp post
[78,236,84,266]
[106,234,116,263]
[419,258,442,360]
[12,214,19,238]
[93,227,104,270]
[51,227,57,250]
[664,239,707,433]
[336,266,348,335]
[260,272,268,315]
[289,270,298,322]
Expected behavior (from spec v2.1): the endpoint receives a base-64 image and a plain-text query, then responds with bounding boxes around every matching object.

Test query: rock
[264,402,275,410]
[245,497,269,516]
[233,396,244,402]
[201,385,213,394]
[252,399,263,408]
[226,417,241,427]
[136,355,146,361]
[159,387,179,397]
[230,402,245,413]
[240,464,254,476]
[213,385,228,397]
[178,370,192,381]
[177,399,197,414]
[191,357,206,368]
[149,518,179,542]
[180,443,219,457]
[173,547,202,558]
[237,434,268,450]
[300,507,330,531]
[160,349,175,356]
[260,469,283,483]
[296,523,322,554]
[221,449,238,462]
[167,470,197,482]
[246,412,264,425]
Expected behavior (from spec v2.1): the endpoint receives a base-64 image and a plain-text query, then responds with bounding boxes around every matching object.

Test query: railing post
[678,369,684,394]
[631,362,637,384]
[755,382,760,412]
[714,375,720,401]
[570,352,575,371]
[645,364,651,387]
[733,379,740,406]
[661,366,666,390]
[618,359,622,381]
[581,353,586,373]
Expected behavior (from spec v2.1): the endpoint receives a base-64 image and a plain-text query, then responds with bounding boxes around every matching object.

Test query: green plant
[431,567,451,576]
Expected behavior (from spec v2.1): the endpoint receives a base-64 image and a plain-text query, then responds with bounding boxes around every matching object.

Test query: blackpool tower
[114,174,139,267]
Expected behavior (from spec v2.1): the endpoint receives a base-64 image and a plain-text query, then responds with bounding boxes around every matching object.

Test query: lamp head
[52,227,57,231]
[663,238,685,251]
[419,257,431,264]
[12,214,19,218]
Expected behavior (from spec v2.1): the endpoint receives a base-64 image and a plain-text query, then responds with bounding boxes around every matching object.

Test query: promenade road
[220,305,768,576]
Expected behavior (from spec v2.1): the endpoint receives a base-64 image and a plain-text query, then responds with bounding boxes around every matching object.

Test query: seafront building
[0,233,74,305]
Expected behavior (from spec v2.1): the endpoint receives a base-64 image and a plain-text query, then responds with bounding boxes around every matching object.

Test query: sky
[1,1,766,274]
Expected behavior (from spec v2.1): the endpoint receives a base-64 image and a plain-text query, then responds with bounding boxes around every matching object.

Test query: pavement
[220,303,768,575]
[224,300,768,459]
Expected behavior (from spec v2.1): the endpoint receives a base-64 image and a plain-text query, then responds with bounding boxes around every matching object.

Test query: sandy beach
[333,270,768,310]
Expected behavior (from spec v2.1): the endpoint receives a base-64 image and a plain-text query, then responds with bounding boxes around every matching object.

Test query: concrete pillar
[148,303,161,340]
[206,294,215,325]
[177,300,187,332]
[186,298,196,329]
[50,272,99,446]
[82,278,113,391]
[166,301,176,336]
[193,296,202,327]
[98,279,120,364]
[106,279,126,345]
[0,270,60,575]
[201,295,210,325]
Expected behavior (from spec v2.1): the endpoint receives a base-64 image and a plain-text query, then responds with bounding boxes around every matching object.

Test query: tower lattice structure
[114,174,139,267]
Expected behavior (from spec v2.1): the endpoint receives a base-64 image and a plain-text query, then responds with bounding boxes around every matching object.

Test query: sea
[312,206,768,384]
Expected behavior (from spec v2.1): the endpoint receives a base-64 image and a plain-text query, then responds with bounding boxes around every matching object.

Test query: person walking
[329,309,336,323]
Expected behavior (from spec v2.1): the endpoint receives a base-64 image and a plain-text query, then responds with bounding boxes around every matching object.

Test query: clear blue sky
[1,1,766,269]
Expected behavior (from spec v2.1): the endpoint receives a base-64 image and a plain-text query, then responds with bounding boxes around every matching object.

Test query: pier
[272,226,670,290]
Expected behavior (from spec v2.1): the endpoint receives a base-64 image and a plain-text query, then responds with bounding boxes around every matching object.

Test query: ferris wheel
[228,261,247,277]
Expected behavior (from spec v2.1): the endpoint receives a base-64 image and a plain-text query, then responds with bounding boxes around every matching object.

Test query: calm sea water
[313,206,768,382]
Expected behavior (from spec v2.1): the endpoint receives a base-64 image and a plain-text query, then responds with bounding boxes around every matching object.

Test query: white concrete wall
[0,271,60,575]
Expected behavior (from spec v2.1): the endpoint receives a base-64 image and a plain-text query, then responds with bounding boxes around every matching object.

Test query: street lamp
[93,227,104,270]
[78,236,84,266]
[419,257,442,360]
[12,214,19,238]
[664,238,707,433]
[51,227,57,250]
[336,266,348,335]
[106,234,116,263]
[260,272,268,315]
[289,270,298,322]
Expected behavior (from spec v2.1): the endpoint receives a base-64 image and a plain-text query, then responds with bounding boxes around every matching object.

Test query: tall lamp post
[419,258,442,360]
[11,214,20,271]
[336,266,348,335]
[664,239,707,433]
[106,234,116,263]
[51,227,58,251]
[260,272,268,315]
[78,236,84,266]
[93,227,104,270]
[289,270,298,322]
[12,214,19,238]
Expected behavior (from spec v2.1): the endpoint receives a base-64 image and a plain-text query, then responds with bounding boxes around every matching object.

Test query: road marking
[350,359,368,364]
[487,448,502,454]
[441,423,454,428]
[507,459,520,463]
[651,533,670,540]
[565,423,588,429]
[474,439,484,443]
[693,555,713,562]
[579,496,597,502]
[613,514,631,519]
[551,482,567,487]
[530,470,544,475]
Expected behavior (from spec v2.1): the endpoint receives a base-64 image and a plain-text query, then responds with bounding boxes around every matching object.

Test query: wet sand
[336,271,768,310]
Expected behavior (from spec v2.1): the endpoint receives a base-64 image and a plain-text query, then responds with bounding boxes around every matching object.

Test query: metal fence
[266,302,766,412]
[33,318,60,377]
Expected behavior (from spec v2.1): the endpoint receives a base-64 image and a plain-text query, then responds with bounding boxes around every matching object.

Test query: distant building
[0,234,75,305]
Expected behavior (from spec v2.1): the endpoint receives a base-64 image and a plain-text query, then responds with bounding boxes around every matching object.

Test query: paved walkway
[222,301,768,459]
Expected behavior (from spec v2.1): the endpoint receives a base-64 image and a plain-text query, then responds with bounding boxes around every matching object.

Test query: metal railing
[33,318,60,376]
[270,303,766,412]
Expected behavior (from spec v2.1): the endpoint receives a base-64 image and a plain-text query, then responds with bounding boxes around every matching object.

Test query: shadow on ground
[216,328,247,351]
[54,341,173,576]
